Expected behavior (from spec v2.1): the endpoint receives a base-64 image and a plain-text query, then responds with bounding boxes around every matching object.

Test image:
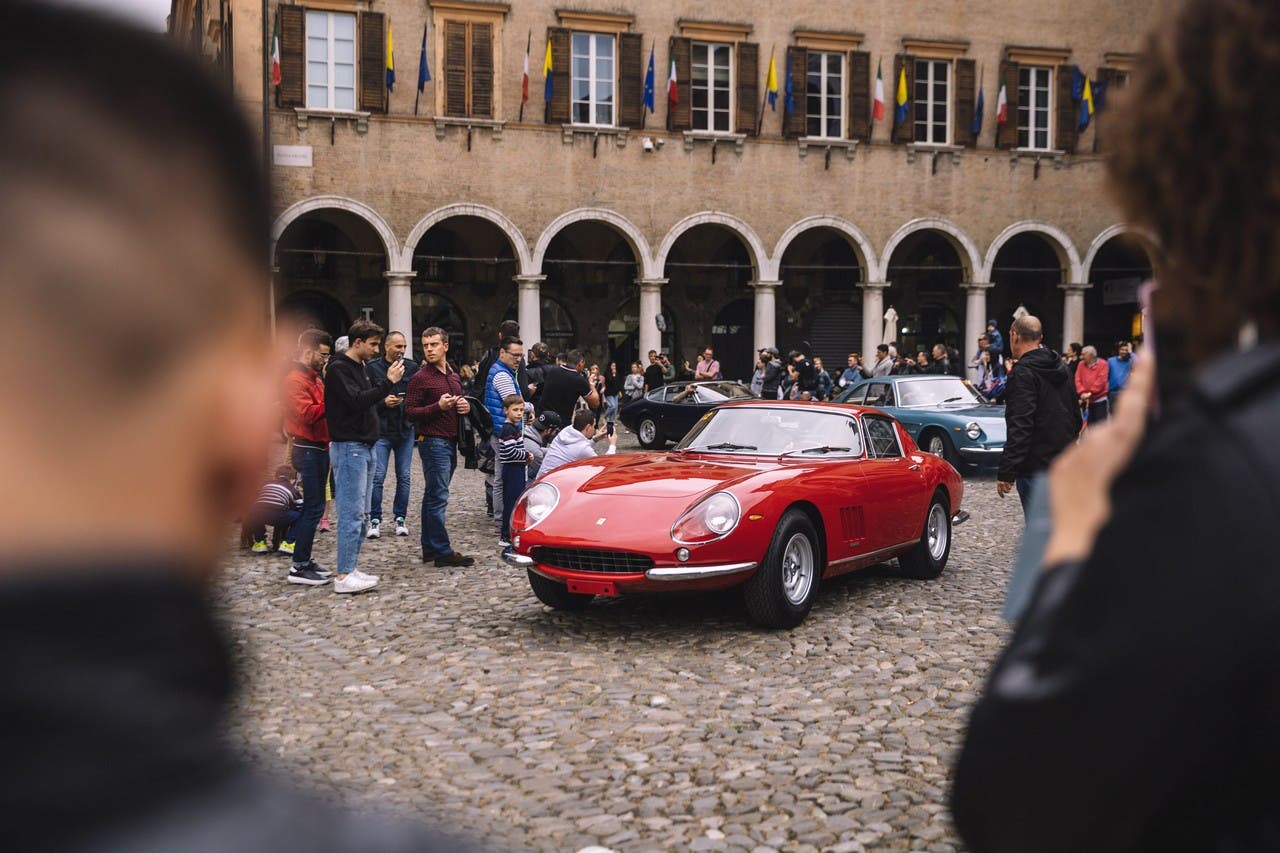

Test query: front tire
[527,569,593,611]
[744,509,822,629]
[637,417,663,449]
[921,429,958,467]
[898,491,951,580]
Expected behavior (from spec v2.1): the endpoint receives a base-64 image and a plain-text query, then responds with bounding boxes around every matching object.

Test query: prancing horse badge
[596,517,607,526]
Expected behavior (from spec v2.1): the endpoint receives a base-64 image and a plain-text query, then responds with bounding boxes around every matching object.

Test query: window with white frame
[805,51,844,138]
[692,42,732,132]
[571,32,615,126]
[306,10,357,111]
[1018,65,1052,149]
[913,59,950,144]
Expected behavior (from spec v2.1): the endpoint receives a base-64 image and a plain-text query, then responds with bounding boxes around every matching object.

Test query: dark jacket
[324,355,392,444]
[953,343,1280,853]
[5,570,466,852]
[760,360,784,398]
[997,346,1081,482]
[367,356,419,438]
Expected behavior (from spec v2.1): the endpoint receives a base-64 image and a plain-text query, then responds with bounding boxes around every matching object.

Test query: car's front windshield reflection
[677,407,864,457]
[896,378,985,407]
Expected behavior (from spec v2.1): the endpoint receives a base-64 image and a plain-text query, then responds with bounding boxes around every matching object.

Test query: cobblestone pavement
[217,430,1021,852]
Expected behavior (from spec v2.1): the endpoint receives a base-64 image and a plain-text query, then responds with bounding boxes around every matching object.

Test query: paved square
[218,434,1018,852]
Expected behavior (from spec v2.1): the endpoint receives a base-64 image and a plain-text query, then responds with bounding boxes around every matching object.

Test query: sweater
[324,354,392,444]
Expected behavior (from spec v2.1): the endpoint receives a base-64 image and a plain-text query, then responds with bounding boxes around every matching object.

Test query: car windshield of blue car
[895,378,986,408]
[677,407,864,457]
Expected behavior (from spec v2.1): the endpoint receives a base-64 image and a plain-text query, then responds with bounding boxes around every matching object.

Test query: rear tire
[744,509,822,629]
[637,417,663,449]
[898,491,951,580]
[527,569,593,611]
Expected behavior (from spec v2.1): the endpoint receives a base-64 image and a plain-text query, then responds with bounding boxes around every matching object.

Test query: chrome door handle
[907,463,922,471]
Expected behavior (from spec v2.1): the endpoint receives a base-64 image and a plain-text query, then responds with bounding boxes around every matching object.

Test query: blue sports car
[835,374,1005,468]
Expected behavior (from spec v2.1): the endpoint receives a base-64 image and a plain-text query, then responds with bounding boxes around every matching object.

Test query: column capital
[749,279,782,290]
[859,280,891,291]
[384,270,416,283]
[1059,281,1092,293]
[514,274,546,289]
[961,280,994,291]
[636,277,669,291]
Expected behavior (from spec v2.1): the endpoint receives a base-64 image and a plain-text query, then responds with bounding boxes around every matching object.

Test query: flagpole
[756,45,774,136]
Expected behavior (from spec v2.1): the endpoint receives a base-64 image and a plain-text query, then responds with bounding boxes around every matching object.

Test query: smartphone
[606,422,615,437]
[395,392,407,398]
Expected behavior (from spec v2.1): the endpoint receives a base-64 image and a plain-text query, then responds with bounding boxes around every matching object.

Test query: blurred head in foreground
[0,1,273,575]
[1107,0,1280,363]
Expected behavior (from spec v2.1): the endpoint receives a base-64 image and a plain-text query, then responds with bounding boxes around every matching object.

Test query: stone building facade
[218,0,1166,378]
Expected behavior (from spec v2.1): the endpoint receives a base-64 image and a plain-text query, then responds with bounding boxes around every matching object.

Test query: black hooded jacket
[997,345,1081,482]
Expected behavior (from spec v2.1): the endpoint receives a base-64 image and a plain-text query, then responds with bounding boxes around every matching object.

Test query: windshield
[693,382,755,403]
[676,407,864,457]
[895,378,986,408]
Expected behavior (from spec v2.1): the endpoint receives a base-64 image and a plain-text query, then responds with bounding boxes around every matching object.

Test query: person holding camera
[537,409,618,479]
[366,331,419,539]
[405,327,475,568]
[643,350,665,393]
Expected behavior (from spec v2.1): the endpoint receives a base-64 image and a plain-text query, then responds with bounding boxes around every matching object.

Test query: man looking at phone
[405,327,474,567]
[996,315,1081,513]
[366,331,419,539]
[537,409,618,479]
[325,320,403,593]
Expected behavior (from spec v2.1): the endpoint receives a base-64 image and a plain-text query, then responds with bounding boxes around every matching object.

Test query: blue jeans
[287,444,329,565]
[1016,476,1035,518]
[371,432,415,522]
[330,440,375,576]
[419,437,458,558]
[604,395,618,422]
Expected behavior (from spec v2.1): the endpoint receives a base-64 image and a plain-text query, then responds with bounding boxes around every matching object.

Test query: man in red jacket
[1073,345,1110,424]
[280,329,333,585]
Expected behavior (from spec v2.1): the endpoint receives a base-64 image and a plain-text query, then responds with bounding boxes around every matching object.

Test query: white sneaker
[334,573,377,594]
[395,517,409,536]
[353,569,379,583]
[366,521,381,539]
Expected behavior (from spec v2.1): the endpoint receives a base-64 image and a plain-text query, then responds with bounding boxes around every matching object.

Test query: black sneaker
[287,566,331,586]
[292,560,333,579]
[435,552,475,568]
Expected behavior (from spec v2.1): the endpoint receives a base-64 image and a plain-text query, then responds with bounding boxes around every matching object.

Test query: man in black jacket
[326,320,403,593]
[996,315,1080,512]
[366,331,419,538]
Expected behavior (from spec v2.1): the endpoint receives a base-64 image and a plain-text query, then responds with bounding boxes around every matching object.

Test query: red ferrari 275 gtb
[504,401,966,628]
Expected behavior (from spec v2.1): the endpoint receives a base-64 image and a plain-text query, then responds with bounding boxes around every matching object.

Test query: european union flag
[972,86,984,136]
[643,46,655,113]
[784,61,795,115]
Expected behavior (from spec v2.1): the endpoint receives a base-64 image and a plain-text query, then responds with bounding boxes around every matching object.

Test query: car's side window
[863,416,902,459]
[863,383,889,406]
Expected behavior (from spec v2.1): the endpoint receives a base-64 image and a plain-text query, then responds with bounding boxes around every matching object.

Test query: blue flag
[972,86,984,136]
[643,45,655,113]
[1092,78,1109,113]
[784,59,795,115]
[1070,66,1086,102]
[417,25,430,91]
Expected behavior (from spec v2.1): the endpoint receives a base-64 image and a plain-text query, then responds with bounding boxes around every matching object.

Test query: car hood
[549,451,781,499]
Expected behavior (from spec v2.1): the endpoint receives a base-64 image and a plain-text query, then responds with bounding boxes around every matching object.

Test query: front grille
[531,546,654,575]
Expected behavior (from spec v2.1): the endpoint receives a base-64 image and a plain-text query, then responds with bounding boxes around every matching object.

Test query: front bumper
[958,446,1004,460]
[502,550,757,582]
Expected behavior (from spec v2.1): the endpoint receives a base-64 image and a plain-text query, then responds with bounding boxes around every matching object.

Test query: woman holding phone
[954,2,1280,849]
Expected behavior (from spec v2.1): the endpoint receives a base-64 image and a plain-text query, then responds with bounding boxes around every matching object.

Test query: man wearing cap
[523,410,562,479]
[760,347,784,399]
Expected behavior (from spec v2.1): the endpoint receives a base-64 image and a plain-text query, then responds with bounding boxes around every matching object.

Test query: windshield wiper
[938,396,965,403]
[702,442,758,451]
[780,445,851,457]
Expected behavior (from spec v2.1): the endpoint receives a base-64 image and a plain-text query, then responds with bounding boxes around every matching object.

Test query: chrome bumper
[502,551,534,568]
[645,561,758,581]
[958,446,1004,459]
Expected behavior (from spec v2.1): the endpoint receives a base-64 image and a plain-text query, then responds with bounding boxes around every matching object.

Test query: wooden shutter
[277,4,304,108]
[953,58,976,146]
[1092,67,1116,153]
[545,27,571,123]
[847,50,871,141]
[470,22,494,117]
[667,37,692,131]
[736,42,760,135]
[444,21,468,117]
[619,32,645,129]
[1055,63,1078,153]
[891,54,915,143]
[996,60,1020,148]
[783,46,806,137]
[359,11,385,113]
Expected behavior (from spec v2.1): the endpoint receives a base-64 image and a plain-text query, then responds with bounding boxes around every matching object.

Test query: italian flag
[270,13,281,87]
[521,32,530,105]
[667,59,678,107]
[996,82,1008,126]
[872,59,885,121]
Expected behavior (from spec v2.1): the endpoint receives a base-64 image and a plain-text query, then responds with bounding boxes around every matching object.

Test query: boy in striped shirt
[497,395,529,553]
[245,466,303,556]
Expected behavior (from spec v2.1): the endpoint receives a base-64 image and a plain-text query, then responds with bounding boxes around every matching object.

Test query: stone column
[860,282,890,352]
[1061,282,1090,351]
[385,271,415,349]
[637,278,668,358]
[515,275,546,346]
[962,282,993,360]
[750,280,781,354]
[269,266,279,338]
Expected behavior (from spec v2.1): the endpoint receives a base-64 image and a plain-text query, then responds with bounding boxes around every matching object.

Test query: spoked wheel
[744,509,822,629]
[638,418,662,449]
[922,431,958,467]
[898,491,951,580]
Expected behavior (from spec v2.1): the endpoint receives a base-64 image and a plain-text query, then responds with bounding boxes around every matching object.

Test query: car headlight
[514,482,559,531]
[965,421,982,440]
[671,491,741,544]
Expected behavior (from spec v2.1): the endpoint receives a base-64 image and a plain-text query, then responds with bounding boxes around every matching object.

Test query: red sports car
[504,401,967,628]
